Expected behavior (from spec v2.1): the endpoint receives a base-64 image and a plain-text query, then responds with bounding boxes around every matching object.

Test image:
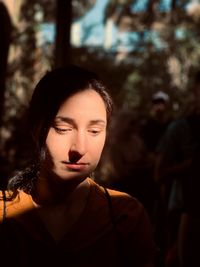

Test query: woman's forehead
[57,89,107,118]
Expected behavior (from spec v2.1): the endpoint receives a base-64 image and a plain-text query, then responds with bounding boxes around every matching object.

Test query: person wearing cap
[154,71,200,267]
[142,90,171,157]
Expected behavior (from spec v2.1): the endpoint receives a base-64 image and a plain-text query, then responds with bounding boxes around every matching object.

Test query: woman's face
[42,89,107,182]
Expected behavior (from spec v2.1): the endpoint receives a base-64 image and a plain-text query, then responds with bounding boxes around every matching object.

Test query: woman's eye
[88,129,101,135]
[54,127,72,134]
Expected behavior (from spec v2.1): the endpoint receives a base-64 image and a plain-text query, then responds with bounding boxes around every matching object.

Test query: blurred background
[2,2,200,266]
[1,0,200,185]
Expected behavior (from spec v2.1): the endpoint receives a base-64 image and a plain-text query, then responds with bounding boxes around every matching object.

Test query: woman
[0,65,156,267]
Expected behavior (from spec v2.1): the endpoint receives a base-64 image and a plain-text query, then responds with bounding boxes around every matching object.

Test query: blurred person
[154,71,200,267]
[0,65,156,267]
[142,90,171,158]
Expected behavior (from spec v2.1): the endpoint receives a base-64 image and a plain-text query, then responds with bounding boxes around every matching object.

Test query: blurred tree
[0,2,12,126]
[2,0,200,185]
[0,1,12,189]
[54,0,72,67]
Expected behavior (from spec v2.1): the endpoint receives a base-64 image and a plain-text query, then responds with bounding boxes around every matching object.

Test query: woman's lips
[61,161,89,171]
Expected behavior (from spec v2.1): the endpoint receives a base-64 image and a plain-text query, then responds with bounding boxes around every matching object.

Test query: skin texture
[44,88,107,181]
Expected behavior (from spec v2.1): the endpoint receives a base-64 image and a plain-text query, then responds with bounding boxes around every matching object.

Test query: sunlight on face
[43,89,107,182]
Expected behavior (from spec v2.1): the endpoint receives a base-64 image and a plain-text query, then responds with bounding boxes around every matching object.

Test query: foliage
[2,0,200,184]
[0,0,55,184]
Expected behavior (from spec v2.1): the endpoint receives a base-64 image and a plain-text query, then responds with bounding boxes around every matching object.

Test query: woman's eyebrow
[89,120,106,126]
[55,117,106,126]
[55,116,75,125]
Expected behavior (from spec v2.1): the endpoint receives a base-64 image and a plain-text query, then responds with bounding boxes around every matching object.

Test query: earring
[89,172,95,180]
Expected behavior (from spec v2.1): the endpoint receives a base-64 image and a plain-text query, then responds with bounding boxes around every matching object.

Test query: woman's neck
[32,174,90,207]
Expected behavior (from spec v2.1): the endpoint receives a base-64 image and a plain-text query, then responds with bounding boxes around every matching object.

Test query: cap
[152,91,169,103]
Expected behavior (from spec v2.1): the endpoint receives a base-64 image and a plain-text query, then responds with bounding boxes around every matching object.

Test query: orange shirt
[0,179,156,266]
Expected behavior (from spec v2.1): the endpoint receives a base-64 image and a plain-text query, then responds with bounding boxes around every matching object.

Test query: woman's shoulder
[90,179,147,224]
[92,178,143,203]
[106,187,149,227]
[0,190,33,222]
[89,179,156,261]
[106,187,144,211]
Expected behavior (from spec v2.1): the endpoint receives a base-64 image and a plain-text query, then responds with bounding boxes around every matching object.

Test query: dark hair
[29,64,113,152]
[8,65,113,195]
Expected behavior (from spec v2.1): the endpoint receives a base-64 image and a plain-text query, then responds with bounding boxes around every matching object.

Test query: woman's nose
[70,132,87,156]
